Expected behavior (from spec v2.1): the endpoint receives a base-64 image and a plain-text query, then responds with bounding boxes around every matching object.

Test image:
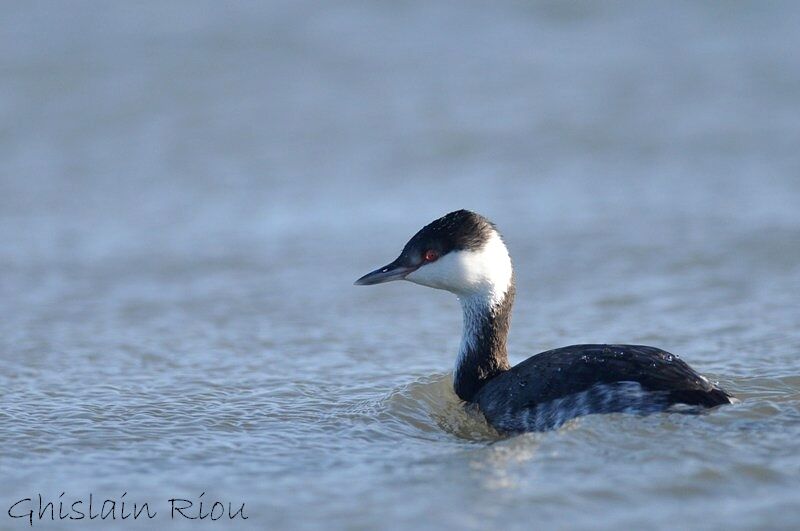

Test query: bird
[354,209,733,433]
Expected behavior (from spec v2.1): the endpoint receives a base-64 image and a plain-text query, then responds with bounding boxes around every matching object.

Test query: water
[2,1,800,529]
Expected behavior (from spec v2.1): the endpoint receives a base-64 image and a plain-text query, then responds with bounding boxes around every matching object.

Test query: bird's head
[355,210,513,303]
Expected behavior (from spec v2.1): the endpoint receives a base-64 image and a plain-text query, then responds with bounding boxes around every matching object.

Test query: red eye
[424,249,439,262]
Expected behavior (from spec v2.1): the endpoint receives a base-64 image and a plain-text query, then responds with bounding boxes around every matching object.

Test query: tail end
[669,386,735,408]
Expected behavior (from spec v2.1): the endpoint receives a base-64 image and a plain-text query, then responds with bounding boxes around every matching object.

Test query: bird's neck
[453,280,515,402]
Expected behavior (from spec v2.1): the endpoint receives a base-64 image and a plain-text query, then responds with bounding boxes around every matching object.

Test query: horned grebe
[355,210,733,433]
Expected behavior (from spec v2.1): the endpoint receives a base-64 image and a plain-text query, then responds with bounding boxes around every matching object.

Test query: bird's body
[355,210,733,433]
[474,344,731,432]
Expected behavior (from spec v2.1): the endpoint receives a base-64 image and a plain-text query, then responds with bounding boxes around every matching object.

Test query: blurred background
[1,1,799,530]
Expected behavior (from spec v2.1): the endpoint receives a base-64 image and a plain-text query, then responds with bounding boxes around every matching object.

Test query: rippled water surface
[2,1,800,529]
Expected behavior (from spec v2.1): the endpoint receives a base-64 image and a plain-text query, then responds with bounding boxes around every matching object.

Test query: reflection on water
[2,0,800,529]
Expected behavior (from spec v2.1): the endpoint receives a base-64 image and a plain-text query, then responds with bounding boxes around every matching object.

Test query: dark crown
[400,210,497,259]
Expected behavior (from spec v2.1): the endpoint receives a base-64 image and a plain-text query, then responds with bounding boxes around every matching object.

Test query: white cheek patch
[405,231,513,306]
[404,251,469,292]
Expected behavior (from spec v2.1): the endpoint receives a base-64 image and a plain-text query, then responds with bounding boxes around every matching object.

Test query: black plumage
[395,209,495,267]
[475,344,732,433]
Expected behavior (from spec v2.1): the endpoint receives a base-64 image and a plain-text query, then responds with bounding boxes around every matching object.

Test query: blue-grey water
[2,1,800,529]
